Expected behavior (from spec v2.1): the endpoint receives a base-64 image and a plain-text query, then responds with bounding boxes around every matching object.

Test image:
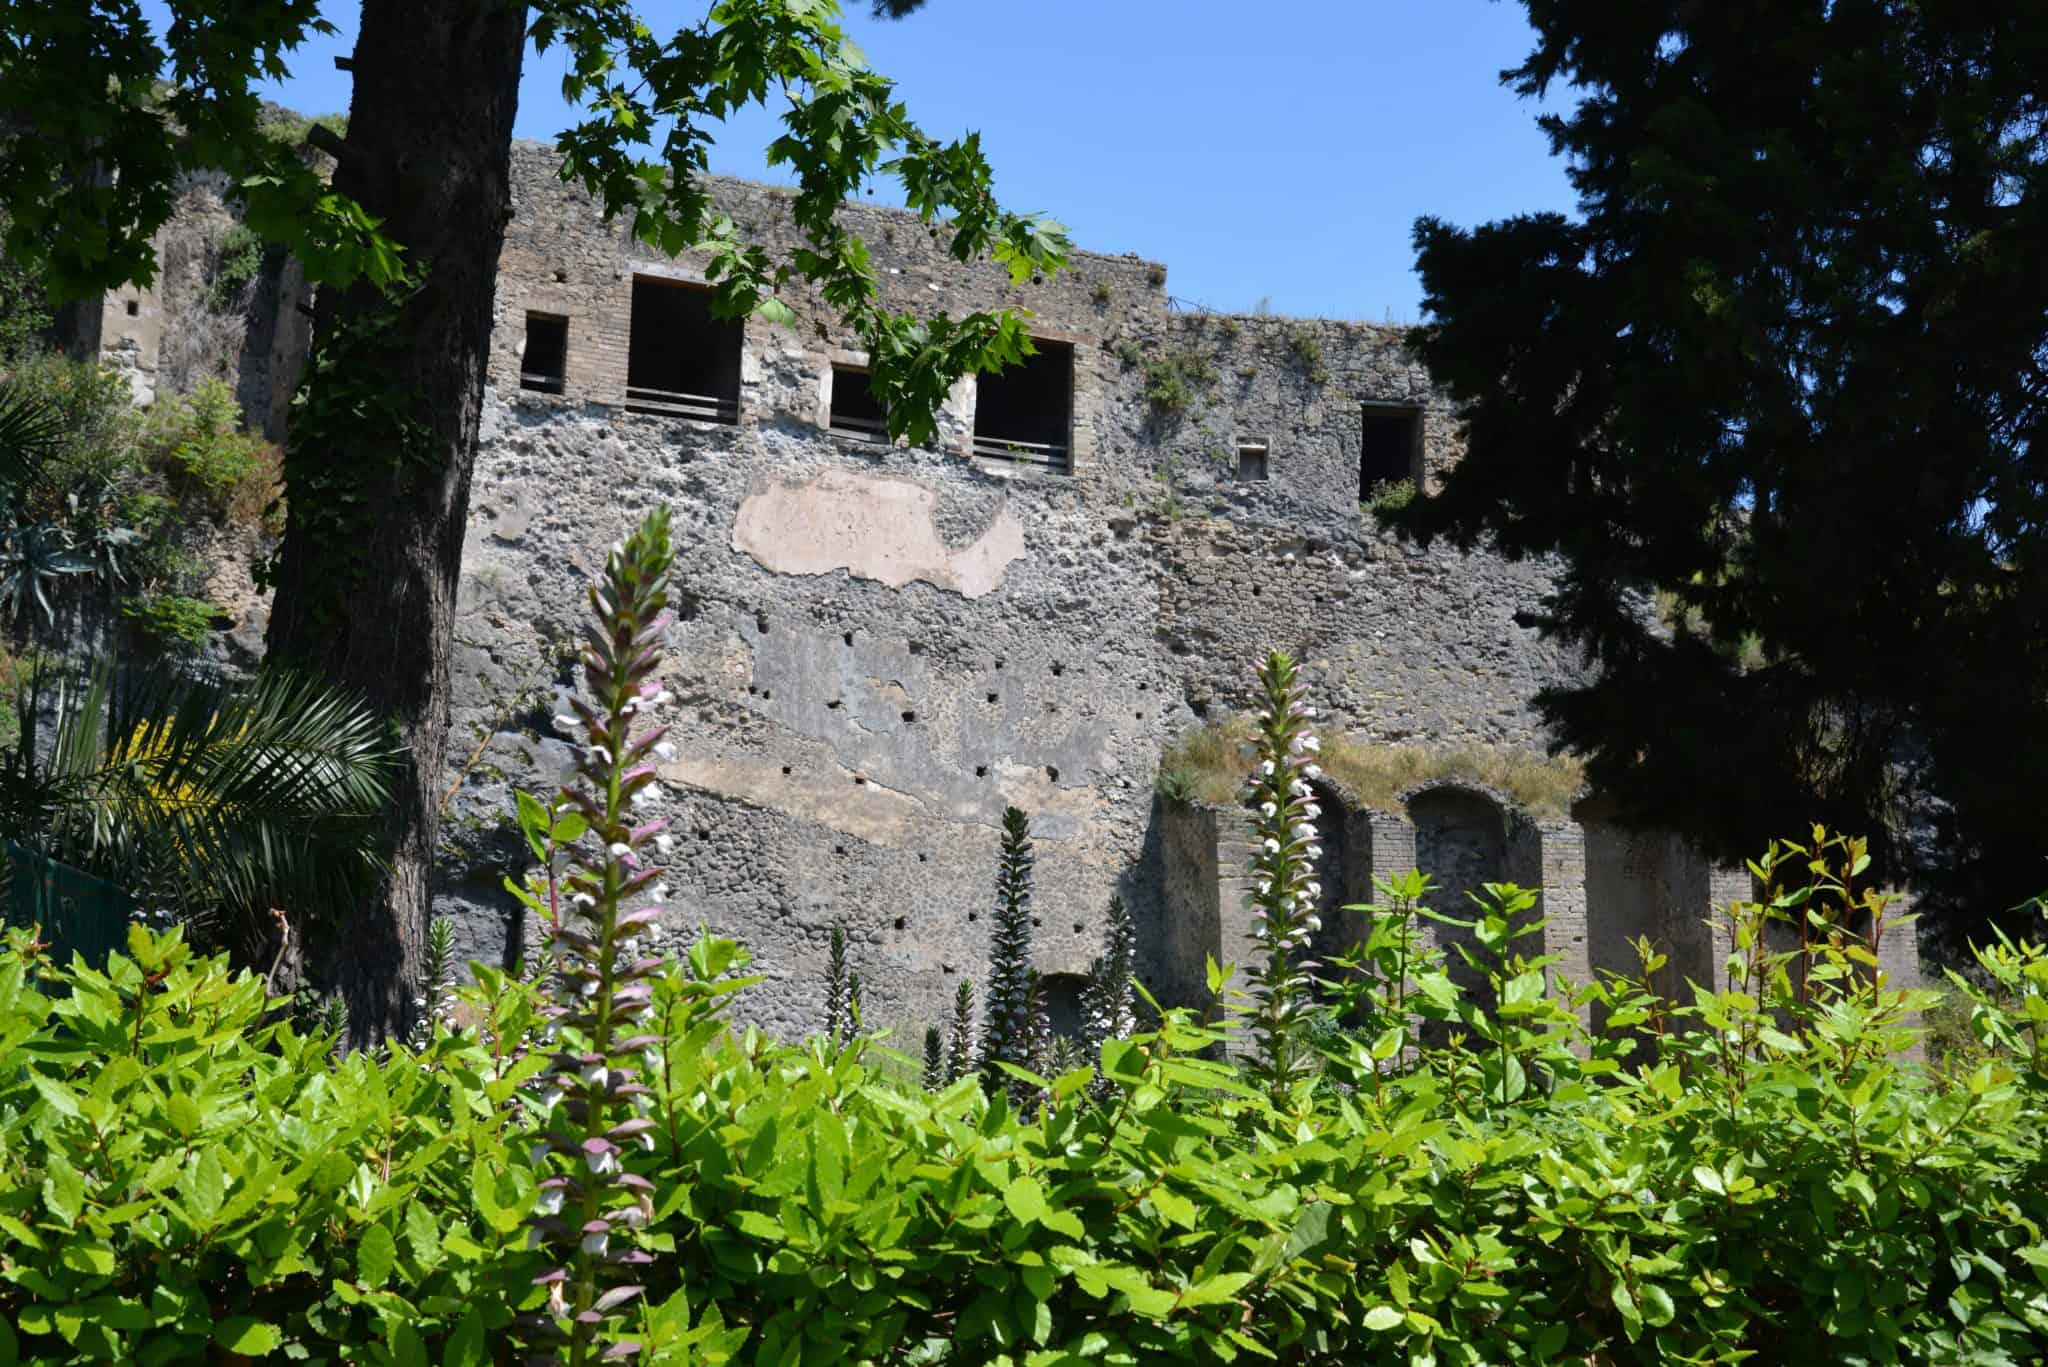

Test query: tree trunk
[263,0,526,1042]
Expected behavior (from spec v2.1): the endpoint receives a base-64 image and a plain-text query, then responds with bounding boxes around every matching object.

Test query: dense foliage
[1400,1,2048,938]
[2,835,2043,1364]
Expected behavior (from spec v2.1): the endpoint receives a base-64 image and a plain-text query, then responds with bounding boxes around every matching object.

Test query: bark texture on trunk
[263,0,525,1042]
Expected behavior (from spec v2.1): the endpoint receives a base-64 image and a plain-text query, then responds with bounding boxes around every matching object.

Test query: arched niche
[1406,783,1520,1026]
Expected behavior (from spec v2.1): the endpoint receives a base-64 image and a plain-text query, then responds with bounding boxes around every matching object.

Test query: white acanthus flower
[652,740,677,762]
[1262,838,1281,854]
[1303,763,1323,779]
[571,892,597,909]
[588,743,613,766]
[654,833,675,855]
[630,784,661,808]
[534,1186,565,1217]
[607,842,633,860]
[581,1229,609,1258]
[1301,735,1321,753]
[650,884,671,903]
[1259,802,1277,819]
[1306,845,1324,861]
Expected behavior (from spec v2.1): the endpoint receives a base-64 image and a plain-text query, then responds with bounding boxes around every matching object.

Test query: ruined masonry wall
[96,141,1593,1041]
[437,143,1595,1040]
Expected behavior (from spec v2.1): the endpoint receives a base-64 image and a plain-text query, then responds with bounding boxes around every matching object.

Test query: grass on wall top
[1158,715,1585,821]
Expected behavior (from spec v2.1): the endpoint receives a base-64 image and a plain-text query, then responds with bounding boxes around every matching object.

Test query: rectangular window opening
[625,276,741,424]
[1236,441,1270,483]
[1360,404,1421,498]
[973,339,1073,474]
[520,312,568,395]
[829,365,888,443]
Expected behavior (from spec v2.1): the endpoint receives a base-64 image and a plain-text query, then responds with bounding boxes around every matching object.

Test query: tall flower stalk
[944,979,976,1084]
[823,923,851,1046]
[980,806,1036,1095]
[519,508,679,1365]
[1242,651,1326,1102]
[1081,894,1138,1099]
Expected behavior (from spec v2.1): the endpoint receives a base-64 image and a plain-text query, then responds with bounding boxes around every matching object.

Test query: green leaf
[214,1319,282,1356]
[357,1222,396,1288]
[404,1200,442,1270]
[1004,1175,1046,1225]
[1363,1305,1404,1332]
[42,1149,85,1227]
[442,1308,486,1367]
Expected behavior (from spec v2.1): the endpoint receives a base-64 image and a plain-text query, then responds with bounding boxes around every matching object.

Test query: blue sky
[151,1,1577,321]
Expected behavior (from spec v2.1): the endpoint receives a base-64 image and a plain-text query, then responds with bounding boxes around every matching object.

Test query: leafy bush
[1285,324,1330,383]
[117,591,219,648]
[1363,475,1415,514]
[2,836,2044,1364]
[151,378,277,522]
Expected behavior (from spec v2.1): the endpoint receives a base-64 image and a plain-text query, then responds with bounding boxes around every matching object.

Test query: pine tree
[921,1025,945,1091]
[980,806,1036,1091]
[1401,1,2048,935]
[822,923,850,1046]
[945,980,976,1084]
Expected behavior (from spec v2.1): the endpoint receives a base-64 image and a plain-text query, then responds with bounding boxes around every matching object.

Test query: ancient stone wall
[90,141,1629,1041]
[428,144,1622,1040]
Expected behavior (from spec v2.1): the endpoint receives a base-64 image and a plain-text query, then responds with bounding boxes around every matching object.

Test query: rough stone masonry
[85,142,1918,1044]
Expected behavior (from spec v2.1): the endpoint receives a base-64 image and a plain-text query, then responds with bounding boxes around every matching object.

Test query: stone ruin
[76,142,1920,1042]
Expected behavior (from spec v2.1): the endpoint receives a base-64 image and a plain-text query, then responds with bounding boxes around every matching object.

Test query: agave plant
[0,383,88,632]
[0,663,398,949]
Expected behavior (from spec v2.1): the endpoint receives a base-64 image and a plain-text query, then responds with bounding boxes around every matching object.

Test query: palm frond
[0,381,69,510]
[2,664,399,933]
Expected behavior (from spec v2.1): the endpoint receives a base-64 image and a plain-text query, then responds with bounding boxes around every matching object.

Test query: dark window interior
[973,339,1073,469]
[1360,405,1420,494]
[829,366,887,440]
[626,277,741,422]
[521,312,568,394]
[1237,443,1270,482]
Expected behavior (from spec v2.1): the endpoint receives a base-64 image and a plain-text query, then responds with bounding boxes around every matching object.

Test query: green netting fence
[3,840,132,969]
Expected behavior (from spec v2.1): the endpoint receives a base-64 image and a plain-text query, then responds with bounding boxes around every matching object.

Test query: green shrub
[118,591,218,648]
[147,378,280,524]
[2,835,2044,1364]
[1363,475,1415,514]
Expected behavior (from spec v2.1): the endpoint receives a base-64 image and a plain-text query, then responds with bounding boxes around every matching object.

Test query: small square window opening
[520,312,568,395]
[828,366,888,442]
[1236,441,1270,482]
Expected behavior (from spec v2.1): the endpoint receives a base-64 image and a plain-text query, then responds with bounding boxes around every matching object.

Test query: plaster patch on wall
[732,469,1025,598]
[661,755,931,846]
